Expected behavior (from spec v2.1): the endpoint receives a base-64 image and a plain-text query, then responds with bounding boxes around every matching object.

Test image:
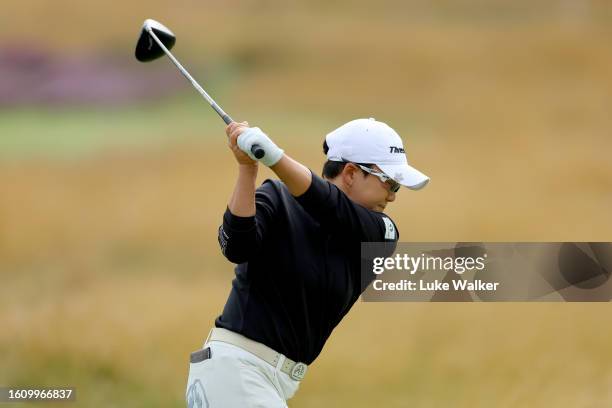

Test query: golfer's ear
[342,164,356,187]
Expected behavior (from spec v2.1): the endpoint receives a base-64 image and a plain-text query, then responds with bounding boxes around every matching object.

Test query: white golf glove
[237,127,284,167]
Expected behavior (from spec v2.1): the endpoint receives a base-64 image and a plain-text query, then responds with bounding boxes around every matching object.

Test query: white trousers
[185,340,300,408]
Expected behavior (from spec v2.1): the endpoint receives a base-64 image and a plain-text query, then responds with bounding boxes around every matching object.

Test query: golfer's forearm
[228,164,258,216]
[270,154,312,197]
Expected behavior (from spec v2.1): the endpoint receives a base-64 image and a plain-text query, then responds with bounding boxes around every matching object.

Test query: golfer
[186,118,429,407]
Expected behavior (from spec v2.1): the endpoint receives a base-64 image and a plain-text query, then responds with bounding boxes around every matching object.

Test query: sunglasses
[354,163,401,193]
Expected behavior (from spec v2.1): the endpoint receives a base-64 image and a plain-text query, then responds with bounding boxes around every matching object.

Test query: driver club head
[135,19,176,62]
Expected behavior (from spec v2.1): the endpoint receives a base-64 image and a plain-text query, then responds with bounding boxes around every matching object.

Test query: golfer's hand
[236,126,284,167]
[226,121,257,166]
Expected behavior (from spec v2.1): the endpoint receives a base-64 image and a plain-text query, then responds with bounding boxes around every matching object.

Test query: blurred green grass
[0,96,352,159]
[0,97,222,159]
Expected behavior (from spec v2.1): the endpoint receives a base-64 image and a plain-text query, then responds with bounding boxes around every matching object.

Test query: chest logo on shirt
[382,217,396,240]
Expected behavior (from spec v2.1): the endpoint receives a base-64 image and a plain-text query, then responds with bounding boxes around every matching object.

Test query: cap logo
[389,146,405,153]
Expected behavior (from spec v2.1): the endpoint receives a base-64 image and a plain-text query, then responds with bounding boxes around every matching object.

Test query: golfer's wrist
[238,164,258,180]
[238,163,258,173]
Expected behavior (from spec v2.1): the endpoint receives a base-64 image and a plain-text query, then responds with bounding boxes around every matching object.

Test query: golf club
[135,19,265,159]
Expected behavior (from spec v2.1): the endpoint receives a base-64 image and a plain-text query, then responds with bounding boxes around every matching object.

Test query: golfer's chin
[373,204,386,213]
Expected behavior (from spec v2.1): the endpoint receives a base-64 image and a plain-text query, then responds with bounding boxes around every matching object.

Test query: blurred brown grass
[1,0,612,406]
[2,137,611,406]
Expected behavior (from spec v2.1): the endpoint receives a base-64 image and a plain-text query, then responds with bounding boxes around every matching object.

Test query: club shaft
[146,27,232,124]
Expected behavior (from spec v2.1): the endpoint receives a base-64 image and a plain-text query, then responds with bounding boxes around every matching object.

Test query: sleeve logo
[382,217,396,240]
[218,226,229,255]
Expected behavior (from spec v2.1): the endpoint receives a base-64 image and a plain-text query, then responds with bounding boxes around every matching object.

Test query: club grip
[222,114,233,125]
[251,144,265,159]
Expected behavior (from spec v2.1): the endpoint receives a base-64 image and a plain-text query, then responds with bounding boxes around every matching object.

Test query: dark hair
[322,140,372,179]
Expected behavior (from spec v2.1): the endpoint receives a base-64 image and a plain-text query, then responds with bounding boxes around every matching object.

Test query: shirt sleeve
[295,171,399,243]
[217,181,279,264]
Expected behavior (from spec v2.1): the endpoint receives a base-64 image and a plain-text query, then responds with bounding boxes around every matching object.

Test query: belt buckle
[290,362,307,381]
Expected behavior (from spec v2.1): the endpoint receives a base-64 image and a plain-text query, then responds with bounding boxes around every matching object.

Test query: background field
[1,0,611,406]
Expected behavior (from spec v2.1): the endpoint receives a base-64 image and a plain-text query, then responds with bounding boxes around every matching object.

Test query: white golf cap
[325,118,429,190]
